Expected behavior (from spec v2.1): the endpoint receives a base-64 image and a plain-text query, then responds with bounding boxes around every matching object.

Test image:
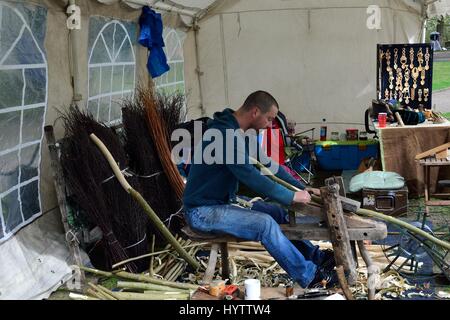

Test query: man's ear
[252,106,260,118]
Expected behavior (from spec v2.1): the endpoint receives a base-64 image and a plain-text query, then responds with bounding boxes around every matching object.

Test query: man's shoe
[307,266,339,289]
[319,249,336,272]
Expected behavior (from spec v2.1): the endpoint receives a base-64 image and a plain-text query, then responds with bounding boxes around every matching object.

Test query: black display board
[377,43,433,109]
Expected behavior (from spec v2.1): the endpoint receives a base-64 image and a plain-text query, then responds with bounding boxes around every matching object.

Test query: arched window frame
[87,19,136,125]
[0,3,48,242]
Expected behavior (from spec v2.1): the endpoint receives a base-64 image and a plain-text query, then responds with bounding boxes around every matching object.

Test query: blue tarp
[138,6,170,78]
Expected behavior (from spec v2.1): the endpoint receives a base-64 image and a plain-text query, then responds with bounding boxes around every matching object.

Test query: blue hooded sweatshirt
[182,108,305,210]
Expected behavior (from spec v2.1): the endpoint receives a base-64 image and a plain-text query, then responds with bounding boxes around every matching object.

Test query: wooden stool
[181,225,248,284]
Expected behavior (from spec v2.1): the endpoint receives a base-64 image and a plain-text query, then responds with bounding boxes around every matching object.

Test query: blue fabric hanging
[138,6,170,78]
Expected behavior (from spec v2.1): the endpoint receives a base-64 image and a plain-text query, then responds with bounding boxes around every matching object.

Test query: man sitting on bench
[183,91,337,289]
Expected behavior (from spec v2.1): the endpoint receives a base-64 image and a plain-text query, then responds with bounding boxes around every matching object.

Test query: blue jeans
[184,200,326,288]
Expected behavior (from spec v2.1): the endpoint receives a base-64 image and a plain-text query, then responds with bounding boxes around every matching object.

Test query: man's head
[240,91,279,130]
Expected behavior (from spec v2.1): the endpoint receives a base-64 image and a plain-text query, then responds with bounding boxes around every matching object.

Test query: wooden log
[44,125,85,283]
[357,241,376,300]
[321,183,357,285]
[281,224,387,241]
[336,265,354,300]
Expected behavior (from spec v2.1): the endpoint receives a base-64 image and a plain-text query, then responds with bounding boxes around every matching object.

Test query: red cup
[378,113,387,128]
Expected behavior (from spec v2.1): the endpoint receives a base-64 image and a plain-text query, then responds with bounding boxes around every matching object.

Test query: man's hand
[292,190,311,204]
[306,187,321,196]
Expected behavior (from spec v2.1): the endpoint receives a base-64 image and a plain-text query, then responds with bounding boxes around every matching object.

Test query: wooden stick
[86,288,106,300]
[357,241,376,300]
[79,266,113,277]
[356,208,450,250]
[111,291,189,300]
[114,271,200,290]
[149,234,155,276]
[44,126,85,282]
[90,133,200,270]
[96,284,122,300]
[69,292,100,300]
[116,281,190,292]
[79,266,195,291]
[87,283,117,300]
[336,265,355,300]
[415,142,450,160]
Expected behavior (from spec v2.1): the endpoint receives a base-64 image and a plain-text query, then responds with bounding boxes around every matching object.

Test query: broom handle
[90,134,132,192]
[249,156,450,251]
[89,133,200,270]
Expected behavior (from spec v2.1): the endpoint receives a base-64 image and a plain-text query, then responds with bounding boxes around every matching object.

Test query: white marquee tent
[0,0,448,299]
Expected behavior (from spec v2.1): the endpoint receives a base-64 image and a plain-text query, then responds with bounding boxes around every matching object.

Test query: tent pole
[68,0,82,104]
[193,18,206,116]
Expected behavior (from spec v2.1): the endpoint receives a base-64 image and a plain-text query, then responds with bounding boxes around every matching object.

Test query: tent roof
[95,0,448,26]
[97,0,450,17]
[428,0,450,17]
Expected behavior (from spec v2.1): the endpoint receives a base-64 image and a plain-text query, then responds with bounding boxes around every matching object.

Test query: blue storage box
[315,140,379,171]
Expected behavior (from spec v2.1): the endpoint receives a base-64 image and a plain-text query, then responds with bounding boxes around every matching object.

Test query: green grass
[444,113,450,121]
[433,61,450,91]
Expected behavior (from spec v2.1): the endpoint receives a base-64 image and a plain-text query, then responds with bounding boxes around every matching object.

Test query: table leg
[424,166,429,202]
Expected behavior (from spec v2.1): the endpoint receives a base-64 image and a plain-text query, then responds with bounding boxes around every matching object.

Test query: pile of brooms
[60,87,191,274]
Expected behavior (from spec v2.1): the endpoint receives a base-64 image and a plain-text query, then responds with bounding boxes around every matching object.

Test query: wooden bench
[181,225,244,284]
[182,177,387,294]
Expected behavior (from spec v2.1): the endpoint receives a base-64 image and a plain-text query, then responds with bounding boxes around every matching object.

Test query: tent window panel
[112,65,123,92]
[116,40,134,63]
[0,111,21,150]
[175,62,184,83]
[0,151,19,194]
[176,83,185,94]
[0,70,24,109]
[123,65,135,91]
[90,38,110,64]
[110,95,122,123]
[102,23,115,58]
[89,67,101,98]
[3,28,44,65]
[20,144,40,182]
[98,97,110,123]
[0,2,47,241]
[88,99,99,119]
[22,107,45,143]
[20,180,39,220]
[113,26,126,56]
[88,19,136,126]
[100,66,112,94]
[154,76,162,86]
[1,189,22,233]
[24,68,46,105]
[0,6,23,59]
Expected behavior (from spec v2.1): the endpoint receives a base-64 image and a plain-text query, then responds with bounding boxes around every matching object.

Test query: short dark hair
[242,91,279,113]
